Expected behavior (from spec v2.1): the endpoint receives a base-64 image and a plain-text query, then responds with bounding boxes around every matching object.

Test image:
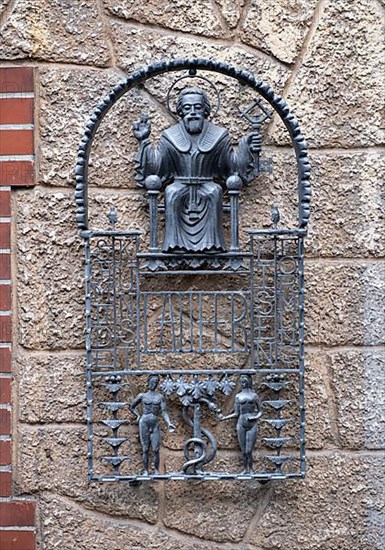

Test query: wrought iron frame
[75,58,311,483]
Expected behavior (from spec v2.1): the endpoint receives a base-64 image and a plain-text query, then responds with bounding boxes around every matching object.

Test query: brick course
[0,254,11,280]
[0,501,35,527]
[0,66,36,550]
[0,348,11,373]
[0,224,11,249]
[0,471,12,497]
[0,378,11,403]
[0,162,35,187]
[0,190,11,216]
[0,130,34,156]
[0,289,11,313]
[0,98,34,125]
[0,67,34,93]
[0,440,11,465]
[0,530,36,550]
[0,409,11,435]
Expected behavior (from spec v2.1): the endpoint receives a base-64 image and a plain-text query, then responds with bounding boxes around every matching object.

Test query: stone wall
[1,0,384,548]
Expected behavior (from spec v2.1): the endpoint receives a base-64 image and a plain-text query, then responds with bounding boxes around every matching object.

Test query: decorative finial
[271,204,280,228]
[107,206,117,229]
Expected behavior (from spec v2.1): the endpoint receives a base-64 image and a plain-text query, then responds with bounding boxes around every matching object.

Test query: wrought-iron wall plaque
[75,59,311,483]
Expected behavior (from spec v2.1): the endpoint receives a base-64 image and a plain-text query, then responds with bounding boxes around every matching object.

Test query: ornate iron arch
[75,58,311,232]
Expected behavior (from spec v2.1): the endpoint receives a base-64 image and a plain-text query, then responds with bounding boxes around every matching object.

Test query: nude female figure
[220,374,262,474]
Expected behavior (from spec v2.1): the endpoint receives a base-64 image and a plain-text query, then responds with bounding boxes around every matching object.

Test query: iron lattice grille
[84,230,305,482]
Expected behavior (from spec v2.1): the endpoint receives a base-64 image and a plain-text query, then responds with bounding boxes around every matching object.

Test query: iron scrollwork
[76,58,310,483]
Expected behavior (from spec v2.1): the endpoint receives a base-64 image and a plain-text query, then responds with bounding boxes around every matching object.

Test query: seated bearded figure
[133,87,259,253]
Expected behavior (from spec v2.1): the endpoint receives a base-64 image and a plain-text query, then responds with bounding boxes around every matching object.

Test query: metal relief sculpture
[75,58,311,483]
[133,86,261,254]
[220,374,262,474]
[130,375,175,475]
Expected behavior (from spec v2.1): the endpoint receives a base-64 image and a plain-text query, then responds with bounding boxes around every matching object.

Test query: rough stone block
[38,67,121,188]
[109,20,290,86]
[306,152,385,258]
[16,425,86,495]
[238,148,301,240]
[303,350,334,450]
[16,198,84,350]
[215,0,246,29]
[303,347,385,452]
[271,0,385,147]
[104,0,226,39]
[39,493,216,550]
[241,0,318,64]
[0,0,10,19]
[0,0,111,66]
[327,349,385,450]
[16,425,158,523]
[247,454,385,550]
[306,261,385,346]
[109,21,291,127]
[242,147,385,261]
[16,352,86,423]
[163,454,269,542]
[16,188,148,351]
[38,66,171,190]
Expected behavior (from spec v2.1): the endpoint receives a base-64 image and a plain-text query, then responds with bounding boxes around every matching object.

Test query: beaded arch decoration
[75,58,311,230]
[75,58,311,483]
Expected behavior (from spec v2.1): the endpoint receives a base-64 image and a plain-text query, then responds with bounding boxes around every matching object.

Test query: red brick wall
[0,67,36,550]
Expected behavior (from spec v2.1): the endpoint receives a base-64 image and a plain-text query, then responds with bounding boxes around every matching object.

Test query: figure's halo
[166,73,221,119]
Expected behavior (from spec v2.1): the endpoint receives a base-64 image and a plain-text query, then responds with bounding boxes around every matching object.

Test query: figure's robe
[135,120,255,252]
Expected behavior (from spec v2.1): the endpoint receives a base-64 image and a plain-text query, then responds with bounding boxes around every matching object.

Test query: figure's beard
[184,117,204,134]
